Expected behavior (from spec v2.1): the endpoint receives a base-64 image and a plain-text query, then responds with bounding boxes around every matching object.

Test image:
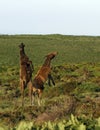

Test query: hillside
[0,34,100,66]
[0,35,100,129]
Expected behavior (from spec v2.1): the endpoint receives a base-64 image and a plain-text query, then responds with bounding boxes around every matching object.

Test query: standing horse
[29,52,57,105]
[19,43,34,106]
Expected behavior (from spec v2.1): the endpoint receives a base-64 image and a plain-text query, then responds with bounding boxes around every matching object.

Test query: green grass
[0,115,100,130]
[0,34,100,128]
[0,34,100,66]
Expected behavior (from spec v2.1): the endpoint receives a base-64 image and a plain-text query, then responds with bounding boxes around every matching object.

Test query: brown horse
[29,52,57,105]
[19,43,34,106]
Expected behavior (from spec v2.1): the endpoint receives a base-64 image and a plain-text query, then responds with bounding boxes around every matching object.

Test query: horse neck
[20,48,25,59]
[43,58,51,67]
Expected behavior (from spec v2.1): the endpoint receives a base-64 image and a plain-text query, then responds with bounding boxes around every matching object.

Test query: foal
[19,43,34,106]
[29,52,57,105]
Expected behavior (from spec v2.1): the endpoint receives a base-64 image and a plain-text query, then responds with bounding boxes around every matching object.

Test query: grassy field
[0,34,100,66]
[0,34,100,129]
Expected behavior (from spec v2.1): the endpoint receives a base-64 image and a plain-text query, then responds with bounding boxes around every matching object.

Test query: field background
[0,34,100,66]
[0,34,100,129]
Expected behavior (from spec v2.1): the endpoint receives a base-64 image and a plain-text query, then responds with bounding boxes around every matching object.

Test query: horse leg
[28,81,33,105]
[32,92,35,105]
[50,75,55,86]
[48,74,55,86]
[20,80,25,107]
[31,87,37,106]
[37,89,43,106]
[37,95,41,106]
[48,74,51,86]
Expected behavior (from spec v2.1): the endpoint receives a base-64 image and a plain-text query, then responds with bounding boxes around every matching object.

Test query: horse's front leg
[48,74,55,86]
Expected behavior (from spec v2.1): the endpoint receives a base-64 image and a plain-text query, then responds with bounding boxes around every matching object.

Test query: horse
[19,43,34,106]
[29,52,57,106]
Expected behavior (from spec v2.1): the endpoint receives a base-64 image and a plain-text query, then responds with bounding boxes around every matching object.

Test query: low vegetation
[0,35,100,129]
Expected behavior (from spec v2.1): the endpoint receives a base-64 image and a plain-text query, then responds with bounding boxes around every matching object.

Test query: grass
[0,34,100,66]
[0,34,100,128]
[0,115,100,130]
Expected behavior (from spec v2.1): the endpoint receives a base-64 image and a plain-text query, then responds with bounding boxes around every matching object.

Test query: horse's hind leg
[20,80,25,107]
[37,95,41,106]
[31,91,36,106]
[37,89,43,106]
[28,81,34,106]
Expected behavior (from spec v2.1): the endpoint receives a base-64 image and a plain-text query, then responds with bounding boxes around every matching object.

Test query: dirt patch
[35,95,76,123]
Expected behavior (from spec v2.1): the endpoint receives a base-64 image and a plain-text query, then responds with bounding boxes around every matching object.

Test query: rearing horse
[29,52,57,105]
[19,43,34,106]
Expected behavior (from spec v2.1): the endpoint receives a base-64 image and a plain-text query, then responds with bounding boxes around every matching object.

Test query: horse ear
[53,51,58,55]
[21,43,25,47]
[19,43,25,48]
